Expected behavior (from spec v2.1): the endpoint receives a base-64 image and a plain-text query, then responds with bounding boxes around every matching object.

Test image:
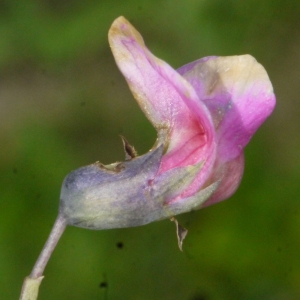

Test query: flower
[20,18,277,298]
[59,16,276,231]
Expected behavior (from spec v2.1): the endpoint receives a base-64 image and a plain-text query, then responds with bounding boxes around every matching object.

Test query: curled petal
[178,55,276,162]
[202,153,245,207]
[108,17,217,194]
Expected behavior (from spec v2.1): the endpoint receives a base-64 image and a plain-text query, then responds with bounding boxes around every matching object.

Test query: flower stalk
[20,215,66,300]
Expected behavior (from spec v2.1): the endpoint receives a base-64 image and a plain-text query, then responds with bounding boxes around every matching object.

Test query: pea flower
[60,16,275,230]
[20,16,275,300]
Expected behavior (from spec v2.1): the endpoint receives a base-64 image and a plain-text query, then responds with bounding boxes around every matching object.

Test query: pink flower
[59,17,275,230]
[21,19,276,295]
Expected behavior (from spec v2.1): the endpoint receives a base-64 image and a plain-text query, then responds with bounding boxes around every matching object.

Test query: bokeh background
[1,0,300,299]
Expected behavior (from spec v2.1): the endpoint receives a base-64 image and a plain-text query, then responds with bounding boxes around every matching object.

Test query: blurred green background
[1,0,299,299]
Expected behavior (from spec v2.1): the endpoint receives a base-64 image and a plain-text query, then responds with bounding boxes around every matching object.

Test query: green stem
[19,214,67,300]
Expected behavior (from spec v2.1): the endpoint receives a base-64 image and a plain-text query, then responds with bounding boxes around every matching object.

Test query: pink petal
[178,55,276,162]
[109,17,217,193]
[201,153,245,207]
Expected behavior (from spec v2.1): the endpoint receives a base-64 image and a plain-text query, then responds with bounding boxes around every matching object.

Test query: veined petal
[109,17,217,193]
[178,55,276,162]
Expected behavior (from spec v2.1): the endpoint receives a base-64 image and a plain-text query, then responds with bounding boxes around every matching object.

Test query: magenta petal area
[109,17,217,193]
[202,153,245,207]
[178,55,276,163]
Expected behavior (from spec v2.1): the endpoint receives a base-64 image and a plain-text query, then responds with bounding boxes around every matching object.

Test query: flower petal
[202,153,244,207]
[109,17,217,194]
[178,55,276,162]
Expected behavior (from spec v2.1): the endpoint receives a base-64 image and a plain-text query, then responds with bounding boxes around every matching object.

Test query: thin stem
[30,214,67,278]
